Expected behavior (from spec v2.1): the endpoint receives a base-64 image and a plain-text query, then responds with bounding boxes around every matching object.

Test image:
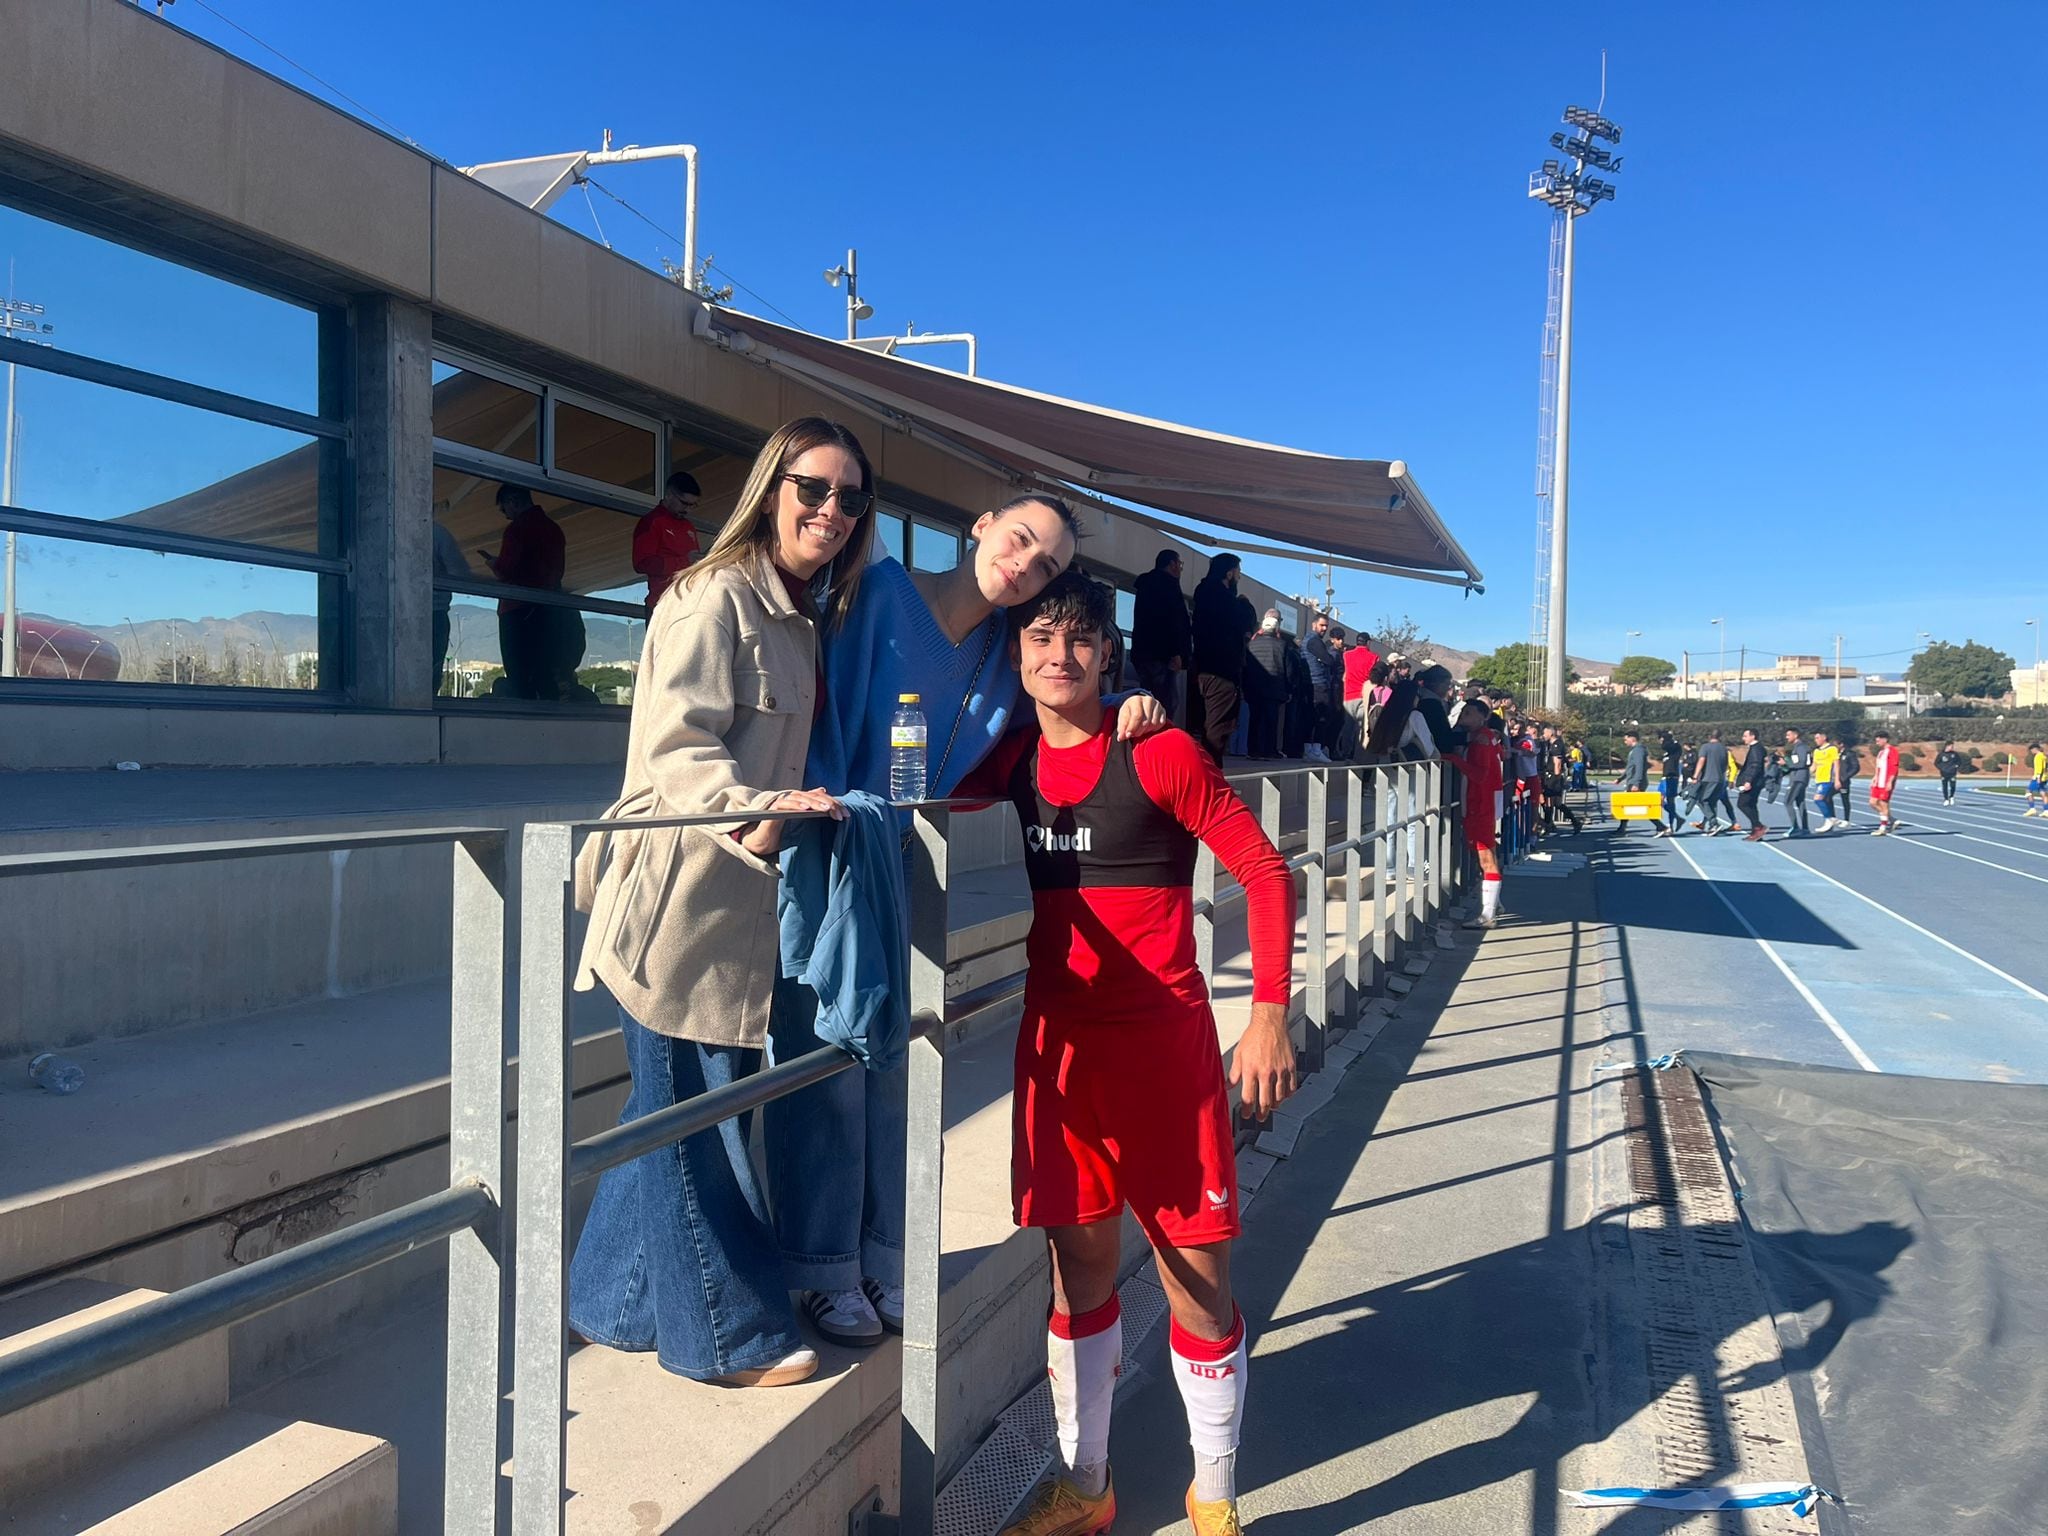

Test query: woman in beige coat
[568,417,876,1388]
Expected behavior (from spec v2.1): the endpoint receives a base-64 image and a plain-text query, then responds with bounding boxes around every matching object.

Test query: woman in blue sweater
[765,492,1167,1346]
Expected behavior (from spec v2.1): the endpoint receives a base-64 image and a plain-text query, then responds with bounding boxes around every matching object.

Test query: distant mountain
[62,604,644,673]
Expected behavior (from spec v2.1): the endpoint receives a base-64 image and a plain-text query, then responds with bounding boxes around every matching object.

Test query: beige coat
[573,547,818,1045]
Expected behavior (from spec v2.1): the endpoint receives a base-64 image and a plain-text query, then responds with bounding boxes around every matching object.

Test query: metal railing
[0,761,1463,1536]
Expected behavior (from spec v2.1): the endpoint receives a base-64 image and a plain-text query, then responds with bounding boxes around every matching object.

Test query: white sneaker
[801,1287,884,1347]
[714,1346,820,1387]
[1817,818,1835,833]
[862,1276,906,1333]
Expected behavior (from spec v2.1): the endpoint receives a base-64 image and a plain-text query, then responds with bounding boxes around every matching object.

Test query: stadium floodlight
[1526,94,1626,709]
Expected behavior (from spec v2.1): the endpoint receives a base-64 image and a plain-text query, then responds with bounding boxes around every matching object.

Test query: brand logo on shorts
[1025,825,1092,853]
[1205,1188,1230,1210]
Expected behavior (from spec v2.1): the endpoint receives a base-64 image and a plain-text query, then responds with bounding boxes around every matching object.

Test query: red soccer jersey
[1449,728,1503,805]
[965,717,1295,1021]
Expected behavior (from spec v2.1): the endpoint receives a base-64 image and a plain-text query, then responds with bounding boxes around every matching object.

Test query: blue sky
[12,1,2048,675]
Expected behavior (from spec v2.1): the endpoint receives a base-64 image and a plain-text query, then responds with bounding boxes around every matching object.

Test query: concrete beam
[348,296,435,710]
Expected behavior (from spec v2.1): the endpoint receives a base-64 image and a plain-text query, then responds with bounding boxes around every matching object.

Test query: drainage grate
[1621,1067,1814,1534]
[932,1422,1051,1536]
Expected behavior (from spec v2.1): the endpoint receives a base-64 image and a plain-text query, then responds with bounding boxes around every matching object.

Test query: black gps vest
[1007,735,1198,892]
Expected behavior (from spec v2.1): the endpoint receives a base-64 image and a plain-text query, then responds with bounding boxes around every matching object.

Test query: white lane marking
[1877,829,2048,887]
[1762,840,2048,1004]
[1894,802,2048,848]
[1666,836,1881,1072]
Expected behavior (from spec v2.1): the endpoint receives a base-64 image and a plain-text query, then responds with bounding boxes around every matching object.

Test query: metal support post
[1343,769,1366,1011]
[898,806,952,1536]
[1375,766,1397,975]
[1429,765,1448,920]
[512,824,578,1536]
[1258,774,1281,849]
[1394,765,1415,948]
[445,833,509,1536]
[1407,765,1428,937]
[1194,837,1218,983]
[1304,769,1330,1072]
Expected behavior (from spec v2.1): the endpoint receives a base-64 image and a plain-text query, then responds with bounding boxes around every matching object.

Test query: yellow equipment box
[1611,791,1665,821]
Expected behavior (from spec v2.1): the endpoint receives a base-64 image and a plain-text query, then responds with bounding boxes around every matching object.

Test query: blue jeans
[568,1006,801,1380]
[763,972,907,1293]
[1660,774,1681,826]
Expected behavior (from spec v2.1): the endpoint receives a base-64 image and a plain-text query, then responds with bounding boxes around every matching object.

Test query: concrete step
[0,1280,229,1506]
[2,1410,396,1535]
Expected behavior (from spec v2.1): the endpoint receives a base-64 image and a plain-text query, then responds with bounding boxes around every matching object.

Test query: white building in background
[2013,663,2048,707]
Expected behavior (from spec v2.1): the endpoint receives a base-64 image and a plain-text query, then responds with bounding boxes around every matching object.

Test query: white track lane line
[1878,829,2048,886]
[1894,785,2048,839]
[1665,837,1881,1072]
[1879,797,2048,861]
[1762,840,2048,1004]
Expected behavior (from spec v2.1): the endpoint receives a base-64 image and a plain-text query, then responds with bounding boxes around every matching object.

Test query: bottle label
[890,727,928,750]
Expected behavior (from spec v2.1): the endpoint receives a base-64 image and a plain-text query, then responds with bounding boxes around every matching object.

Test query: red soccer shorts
[1870,785,1894,804]
[1464,815,1498,852]
[1012,1002,1240,1248]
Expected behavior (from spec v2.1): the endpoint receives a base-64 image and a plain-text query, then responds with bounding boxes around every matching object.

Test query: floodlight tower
[1528,103,1623,709]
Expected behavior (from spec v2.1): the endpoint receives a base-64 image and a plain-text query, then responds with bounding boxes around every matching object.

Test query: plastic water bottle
[29,1052,86,1095]
[889,692,928,802]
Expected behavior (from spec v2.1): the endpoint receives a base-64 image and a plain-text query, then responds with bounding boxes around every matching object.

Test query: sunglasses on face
[781,473,873,519]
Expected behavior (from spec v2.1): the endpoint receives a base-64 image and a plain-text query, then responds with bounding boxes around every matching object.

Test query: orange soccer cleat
[996,1469,1117,1536]
[1185,1483,1243,1535]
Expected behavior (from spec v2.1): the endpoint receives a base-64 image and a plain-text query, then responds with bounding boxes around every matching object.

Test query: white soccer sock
[1047,1295,1121,1494]
[1170,1308,1247,1503]
[1481,872,1502,921]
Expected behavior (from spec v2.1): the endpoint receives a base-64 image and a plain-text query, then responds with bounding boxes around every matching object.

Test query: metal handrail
[0,1181,494,1418]
[0,760,1471,1536]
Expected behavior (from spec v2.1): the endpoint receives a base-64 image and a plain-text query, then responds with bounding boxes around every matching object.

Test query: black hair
[1010,567,1115,639]
[495,482,535,512]
[995,492,1080,534]
[665,470,702,498]
[1154,548,1179,570]
[1207,552,1242,580]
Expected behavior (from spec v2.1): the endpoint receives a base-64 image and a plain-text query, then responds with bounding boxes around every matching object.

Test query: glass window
[874,509,906,565]
[910,518,960,574]
[2,535,326,688]
[553,399,657,494]
[2,368,331,553]
[431,362,539,463]
[1115,588,1136,640]
[0,200,323,413]
[430,468,635,600]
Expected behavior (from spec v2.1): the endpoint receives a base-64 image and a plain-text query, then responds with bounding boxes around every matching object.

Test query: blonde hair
[687,417,876,630]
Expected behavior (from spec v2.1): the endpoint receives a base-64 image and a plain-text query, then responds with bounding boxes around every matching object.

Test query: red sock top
[1169,1306,1245,1363]
[1049,1292,1122,1341]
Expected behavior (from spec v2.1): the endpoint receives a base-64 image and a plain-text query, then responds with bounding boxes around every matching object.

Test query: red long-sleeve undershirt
[965,718,1296,1013]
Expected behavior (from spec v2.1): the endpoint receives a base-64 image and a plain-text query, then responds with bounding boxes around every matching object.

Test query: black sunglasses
[781,473,873,519]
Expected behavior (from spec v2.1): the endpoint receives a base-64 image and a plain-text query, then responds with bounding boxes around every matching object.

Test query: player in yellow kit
[1811,734,1843,833]
[2025,743,2046,817]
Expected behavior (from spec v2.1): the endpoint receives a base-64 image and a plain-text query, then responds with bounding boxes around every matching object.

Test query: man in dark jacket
[1781,728,1813,837]
[1616,730,1666,836]
[1735,728,1769,840]
[1189,553,1249,763]
[1693,731,1736,835]
[1243,611,1291,759]
[1130,549,1192,726]
[1935,742,1964,803]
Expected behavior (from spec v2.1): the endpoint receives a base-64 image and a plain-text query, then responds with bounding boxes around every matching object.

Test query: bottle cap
[899,693,920,704]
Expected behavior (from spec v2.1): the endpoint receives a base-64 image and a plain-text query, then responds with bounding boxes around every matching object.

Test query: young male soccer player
[1450,704,1509,922]
[1869,731,1902,835]
[1811,731,1841,833]
[2026,743,2047,817]
[963,571,1298,1536]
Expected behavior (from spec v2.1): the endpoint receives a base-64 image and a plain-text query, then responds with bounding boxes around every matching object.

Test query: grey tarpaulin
[1685,1051,2048,1536]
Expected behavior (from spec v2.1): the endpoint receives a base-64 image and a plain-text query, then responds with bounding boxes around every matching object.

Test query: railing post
[1408,764,1428,938]
[1394,764,1414,950]
[899,805,951,1536]
[1373,766,1396,979]
[1428,763,1447,922]
[1194,837,1218,983]
[1304,769,1329,1071]
[446,833,509,1536]
[512,823,577,1536]
[1258,773,1281,849]
[1343,769,1365,1014]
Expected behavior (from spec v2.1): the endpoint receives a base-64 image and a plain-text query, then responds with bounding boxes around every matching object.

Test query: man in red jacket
[632,471,703,611]
[967,571,1297,1536]
[485,483,568,698]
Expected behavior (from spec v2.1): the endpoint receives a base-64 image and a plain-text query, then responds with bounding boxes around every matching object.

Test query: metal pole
[445,834,509,1536]
[1304,769,1329,1073]
[1543,207,1577,711]
[899,805,951,1536]
[1343,769,1365,1013]
[1371,767,1392,984]
[846,248,859,342]
[3,359,18,679]
[1737,644,1746,704]
[511,824,577,1536]
[1835,634,1843,701]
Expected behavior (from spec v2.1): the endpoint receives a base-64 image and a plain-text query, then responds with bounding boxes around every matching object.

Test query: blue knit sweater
[806,558,1022,799]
